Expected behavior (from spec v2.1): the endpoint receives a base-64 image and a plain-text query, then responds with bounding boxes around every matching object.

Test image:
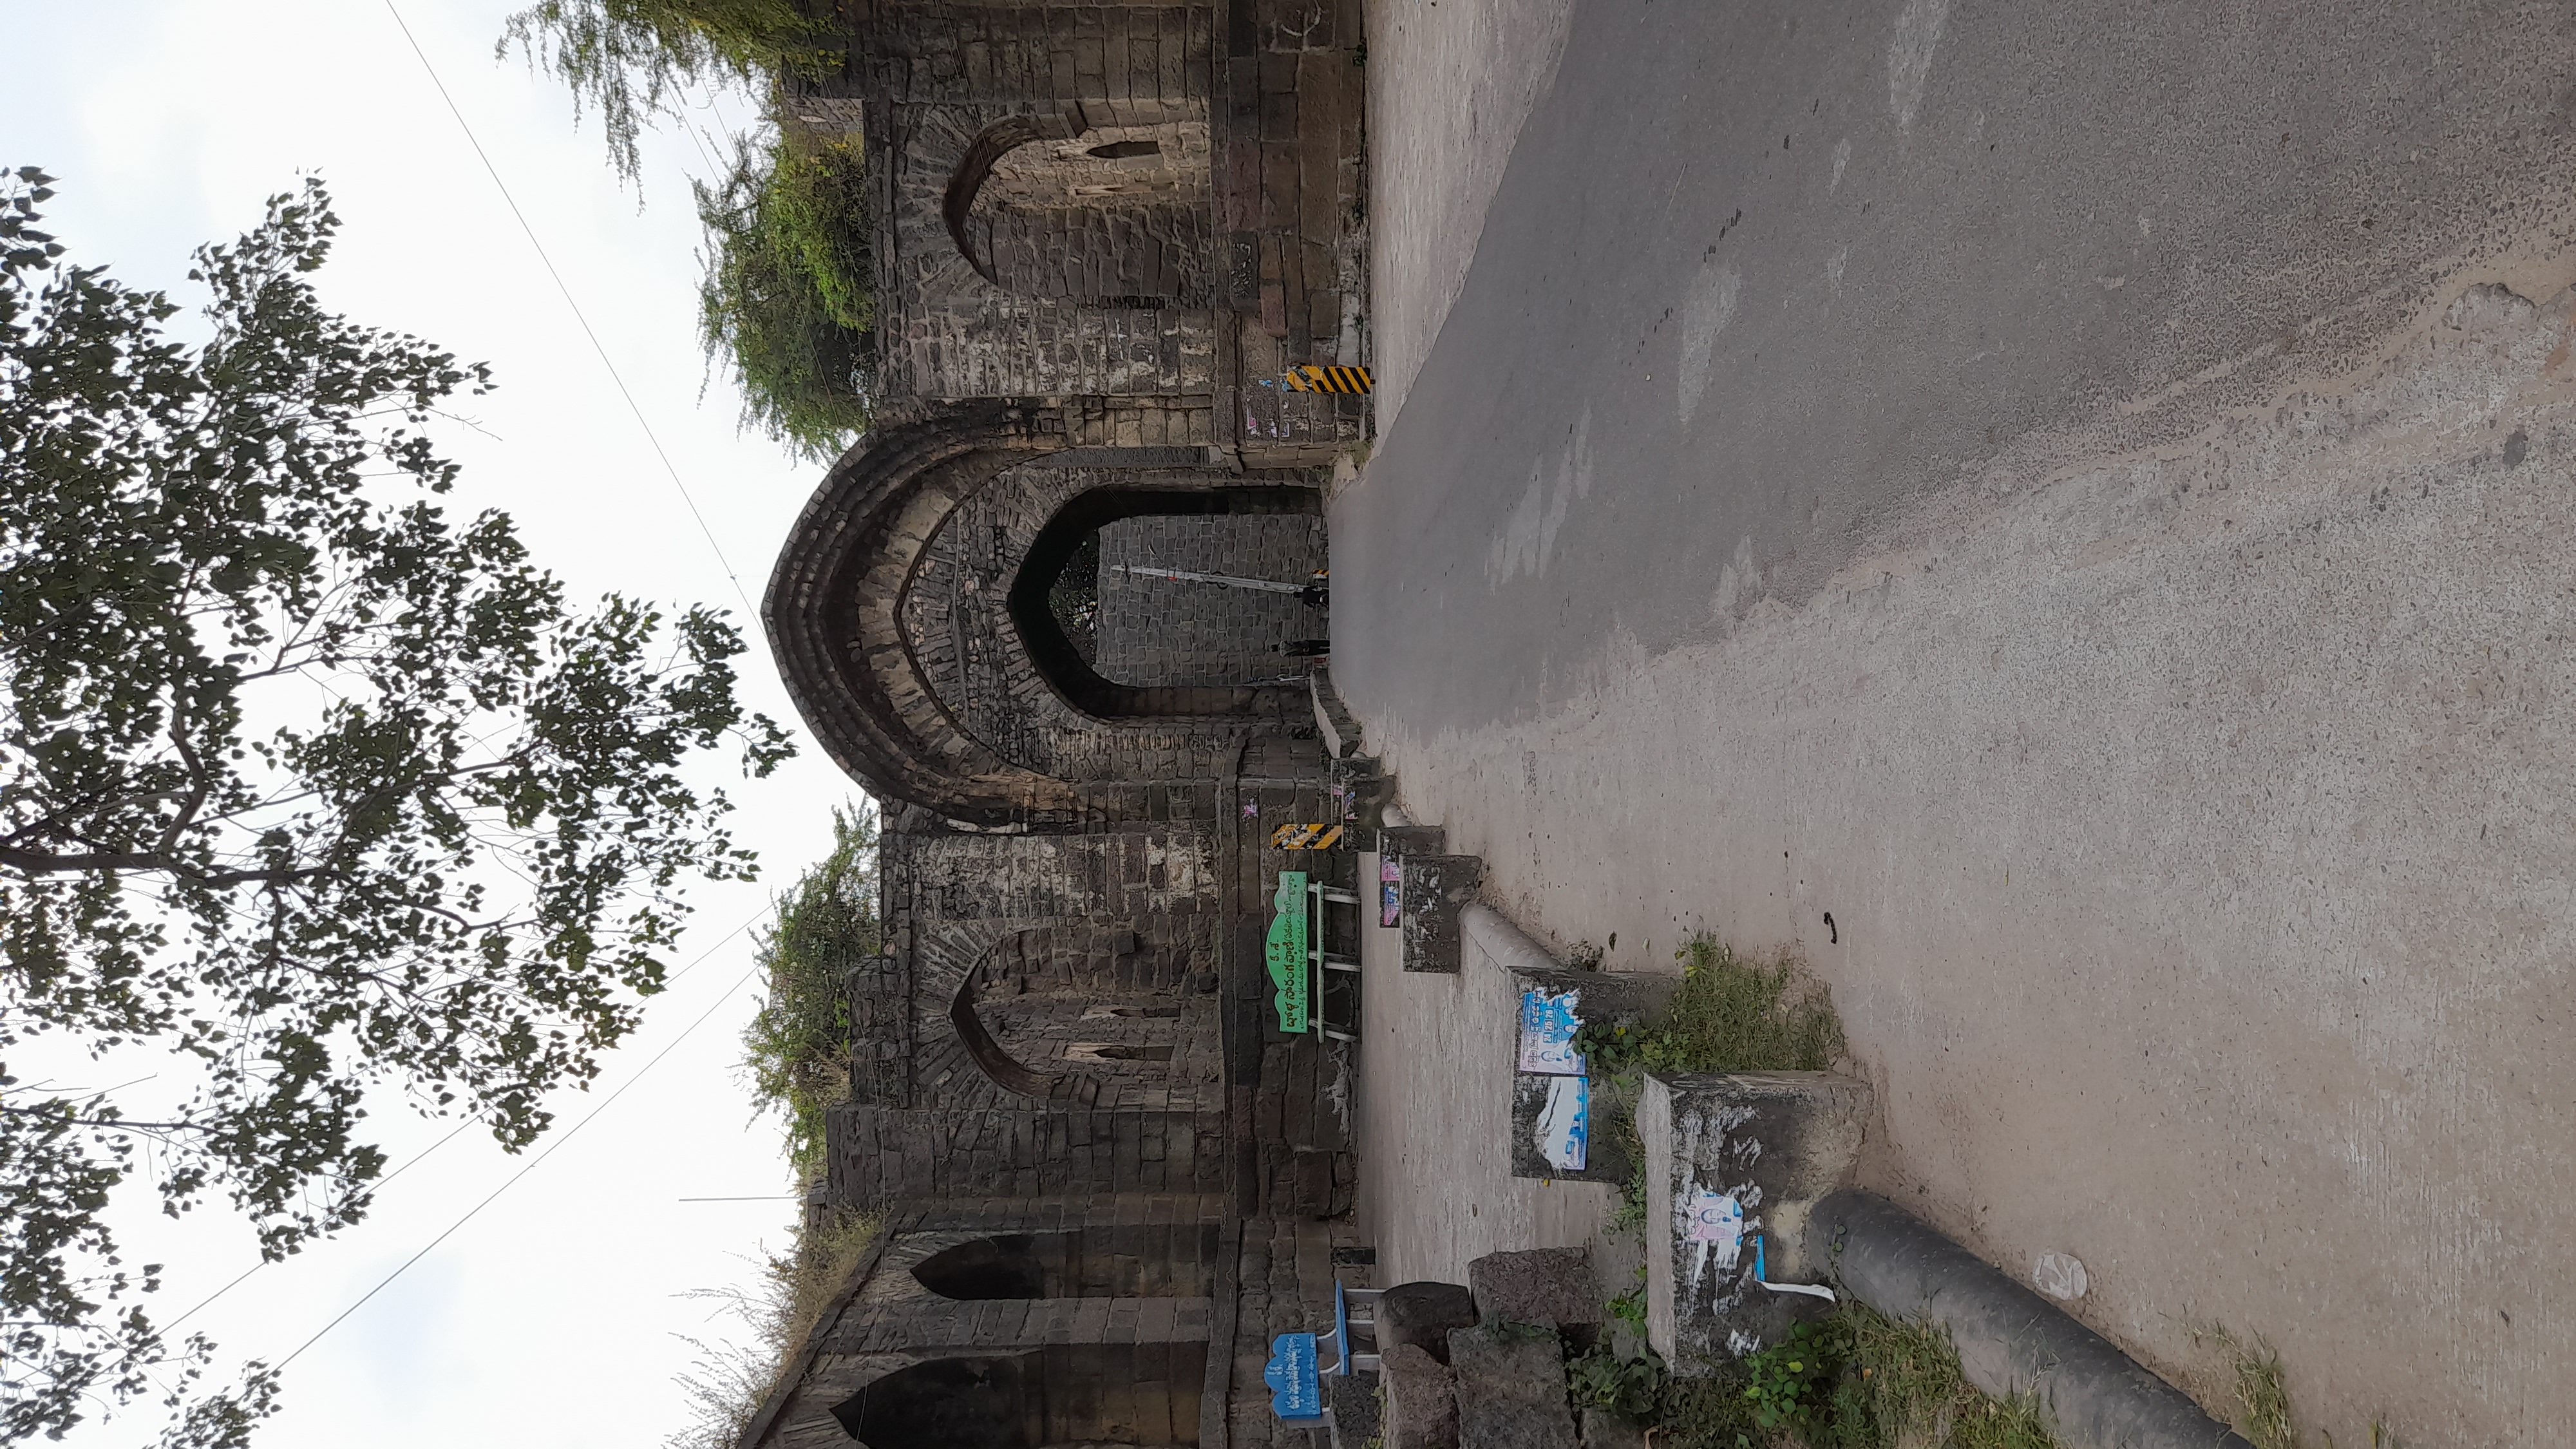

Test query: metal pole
[1108,563,1311,594]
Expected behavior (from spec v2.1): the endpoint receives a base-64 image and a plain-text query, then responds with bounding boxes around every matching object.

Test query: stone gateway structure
[743,3,1381,1446]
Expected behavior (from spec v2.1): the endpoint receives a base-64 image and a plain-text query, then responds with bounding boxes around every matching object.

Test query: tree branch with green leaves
[0,167,793,1448]
[500,0,840,184]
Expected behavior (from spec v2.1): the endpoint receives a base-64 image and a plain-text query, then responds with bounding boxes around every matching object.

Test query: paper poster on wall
[1687,1190,1745,1269]
[1532,1074,1589,1171]
[1379,857,1401,928]
[1517,988,1586,1074]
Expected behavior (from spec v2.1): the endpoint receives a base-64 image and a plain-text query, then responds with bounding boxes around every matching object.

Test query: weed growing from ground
[1643,933,1846,1075]
[1579,931,1846,1235]
[2197,1325,2297,1449]
[666,1207,879,1449]
[1580,1300,2063,1449]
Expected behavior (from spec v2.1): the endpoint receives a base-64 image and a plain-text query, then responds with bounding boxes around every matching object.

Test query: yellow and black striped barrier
[1269,823,1347,850]
[1283,365,1372,394]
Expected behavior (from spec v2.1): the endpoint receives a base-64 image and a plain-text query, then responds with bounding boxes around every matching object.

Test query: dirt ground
[1342,3,2576,1443]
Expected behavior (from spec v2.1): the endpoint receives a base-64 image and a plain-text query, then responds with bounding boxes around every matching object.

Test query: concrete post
[1639,1070,1871,1372]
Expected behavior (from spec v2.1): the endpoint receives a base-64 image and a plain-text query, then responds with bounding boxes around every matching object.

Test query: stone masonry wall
[1095,513,1327,687]
[1223,0,1371,453]
[859,4,1229,402]
[761,1193,1227,1449]
[1226,1215,1378,1449]
[900,461,1319,783]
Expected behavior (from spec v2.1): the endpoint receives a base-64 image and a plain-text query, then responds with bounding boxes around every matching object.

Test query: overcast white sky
[3,2,862,1446]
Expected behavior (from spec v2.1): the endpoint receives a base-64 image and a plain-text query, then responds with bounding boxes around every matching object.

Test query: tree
[739,802,878,1179]
[694,129,876,461]
[0,169,793,1444]
[500,0,836,184]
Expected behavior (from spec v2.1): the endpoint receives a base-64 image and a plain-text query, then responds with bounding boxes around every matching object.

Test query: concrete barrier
[1808,1191,2255,1449]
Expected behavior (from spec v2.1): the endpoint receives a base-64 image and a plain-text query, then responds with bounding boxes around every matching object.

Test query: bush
[1582,931,1846,1232]
[741,803,881,1177]
[1580,1302,2062,1449]
[696,128,878,460]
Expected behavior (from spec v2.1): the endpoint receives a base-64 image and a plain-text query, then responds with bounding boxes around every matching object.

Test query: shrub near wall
[696,127,877,460]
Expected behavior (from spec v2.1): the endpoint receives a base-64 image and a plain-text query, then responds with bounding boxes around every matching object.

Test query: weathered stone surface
[1641,1071,1872,1374]
[1326,1367,1383,1448]
[1380,1343,1459,1449]
[1375,1281,1479,1364]
[1468,1247,1600,1331]
[1579,1406,1650,1449]
[1399,853,1482,972]
[1095,512,1328,688]
[1447,1324,1580,1449]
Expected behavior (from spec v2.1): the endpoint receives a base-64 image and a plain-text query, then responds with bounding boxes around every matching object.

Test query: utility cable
[376,0,754,618]
[165,905,768,1337]
[275,954,766,1368]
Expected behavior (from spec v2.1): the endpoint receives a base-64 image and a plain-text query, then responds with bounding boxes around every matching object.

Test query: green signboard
[1267,870,1309,1033]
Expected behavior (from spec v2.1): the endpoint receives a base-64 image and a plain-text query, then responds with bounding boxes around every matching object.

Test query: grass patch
[1636,932,1846,1075]
[741,802,881,1179]
[1577,1301,2061,1449]
[1578,931,1846,1233]
[665,1200,879,1449]
[665,806,887,1448]
[2197,1325,2298,1449]
[695,126,877,461]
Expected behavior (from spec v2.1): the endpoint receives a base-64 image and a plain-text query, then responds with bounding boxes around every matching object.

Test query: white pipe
[1754,1234,1837,1302]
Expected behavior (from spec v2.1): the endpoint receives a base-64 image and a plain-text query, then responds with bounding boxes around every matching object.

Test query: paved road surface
[1339,3,2576,1442]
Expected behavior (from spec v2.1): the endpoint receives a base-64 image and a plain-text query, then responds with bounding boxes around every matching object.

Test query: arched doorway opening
[1008,486,1324,719]
[831,1345,1207,1446]
[909,1224,1222,1300]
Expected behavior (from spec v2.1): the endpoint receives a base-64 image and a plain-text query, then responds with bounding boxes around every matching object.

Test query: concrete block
[1640,1071,1871,1373]
[1502,966,1681,1183]
[1399,853,1481,972]
[1447,1323,1579,1449]
[1380,1343,1459,1449]
[1376,824,1446,855]
[1468,1247,1598,1337]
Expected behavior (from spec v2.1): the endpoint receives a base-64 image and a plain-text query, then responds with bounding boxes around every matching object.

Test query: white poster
[1518,988,1586,1074]
[1533,1075,1589,1171]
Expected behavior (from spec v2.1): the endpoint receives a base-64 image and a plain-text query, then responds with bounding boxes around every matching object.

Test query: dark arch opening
[950,971,1094,1103]
[1005,486,1321,719]
[913,1235,1050,1300]
[942,113,1083,284]
[831,1355,1028,1448]
[911,1225,1224,1301]
[832,1345,1206,1446]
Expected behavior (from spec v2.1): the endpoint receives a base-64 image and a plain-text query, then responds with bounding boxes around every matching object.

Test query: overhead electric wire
[275,955,767,1368]
[376,0,753,617]
[166,905,768,1338]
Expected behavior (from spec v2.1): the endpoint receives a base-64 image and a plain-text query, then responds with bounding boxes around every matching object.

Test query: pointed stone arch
[764,401,1319,828]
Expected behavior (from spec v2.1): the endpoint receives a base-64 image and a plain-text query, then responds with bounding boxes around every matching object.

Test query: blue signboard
[1264,1332,1323,1421]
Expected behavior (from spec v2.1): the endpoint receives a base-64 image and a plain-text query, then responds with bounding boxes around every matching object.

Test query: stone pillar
[1639,1071,1871,1372]
[1396,853,1481,972]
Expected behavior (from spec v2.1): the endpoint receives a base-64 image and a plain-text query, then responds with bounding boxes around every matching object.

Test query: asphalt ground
[1338,3,2576,1441]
